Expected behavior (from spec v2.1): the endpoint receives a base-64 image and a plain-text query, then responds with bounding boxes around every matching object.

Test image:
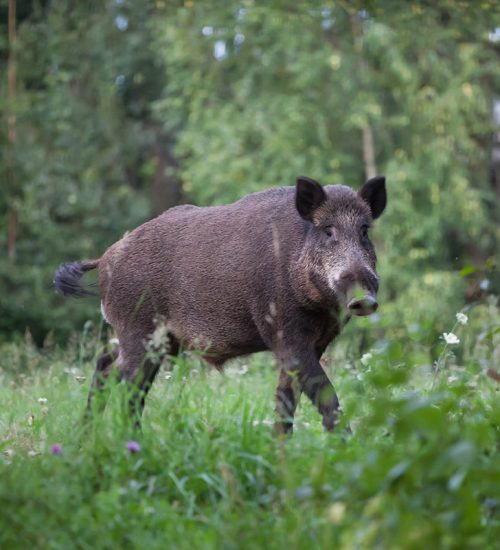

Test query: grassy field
[0,305,499,549]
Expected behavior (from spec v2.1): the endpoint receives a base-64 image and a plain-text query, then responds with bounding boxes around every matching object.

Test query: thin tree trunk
[350,11,377,181]
[148,121,184,216]
[362,124,377,180]
[7,0,17,261]
[492,99,500,220]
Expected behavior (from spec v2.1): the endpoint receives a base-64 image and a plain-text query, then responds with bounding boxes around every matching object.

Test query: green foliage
[1,0,498,342]
[1,3,499,546]
[0,1,161,341]
[0,305,499,548]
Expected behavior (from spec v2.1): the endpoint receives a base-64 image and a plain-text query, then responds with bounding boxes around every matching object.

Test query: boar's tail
[53,259,100,297]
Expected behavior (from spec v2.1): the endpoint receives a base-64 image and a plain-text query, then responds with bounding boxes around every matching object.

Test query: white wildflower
[3,448,15,464]
[479,279,489,291]
[361,352,372,366]
[225,364,249,377]
[150,323,168,350]
[443,332,460,345]
[328,502,346,524]
[238,364,249,376]
[251,419,274,427]
[37,397,48,404]
[456,312,468,325]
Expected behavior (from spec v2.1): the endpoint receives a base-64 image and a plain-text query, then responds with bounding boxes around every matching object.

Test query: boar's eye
[323,225,337,239]
[360,225,370,240]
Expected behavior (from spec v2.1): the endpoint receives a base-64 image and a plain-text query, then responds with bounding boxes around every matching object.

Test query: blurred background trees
[1,0,498,352]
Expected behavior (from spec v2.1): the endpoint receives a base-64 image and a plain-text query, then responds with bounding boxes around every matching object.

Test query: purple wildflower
[126,440,141,453]
[50,443,63,455]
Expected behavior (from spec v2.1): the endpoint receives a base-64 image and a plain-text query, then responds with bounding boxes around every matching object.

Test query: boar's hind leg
[127,359,160,428]
[275,368,300,435]
[118,332,180,428]
[118,343,160,428]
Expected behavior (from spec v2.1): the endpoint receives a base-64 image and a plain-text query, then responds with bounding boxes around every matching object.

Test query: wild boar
[54,175,387,434]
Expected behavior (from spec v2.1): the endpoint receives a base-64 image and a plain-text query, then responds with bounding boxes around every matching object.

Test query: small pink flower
[126,440,141,453]
[51,443,63,455]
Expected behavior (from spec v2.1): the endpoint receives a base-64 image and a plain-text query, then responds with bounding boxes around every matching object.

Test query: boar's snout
[347,293,378,316]
[335,266,379,316]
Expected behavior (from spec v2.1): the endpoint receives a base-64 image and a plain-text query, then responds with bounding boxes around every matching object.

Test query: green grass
[0,305,499,549]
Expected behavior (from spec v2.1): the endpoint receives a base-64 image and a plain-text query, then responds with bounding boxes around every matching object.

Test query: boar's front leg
[275,346,340,433]
[299,357,340,432]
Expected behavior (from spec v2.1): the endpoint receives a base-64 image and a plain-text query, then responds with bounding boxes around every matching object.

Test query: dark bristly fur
[54,260,99,297]
[55,175,387,434]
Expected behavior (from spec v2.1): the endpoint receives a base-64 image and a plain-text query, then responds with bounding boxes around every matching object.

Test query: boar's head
[295,175,387,316]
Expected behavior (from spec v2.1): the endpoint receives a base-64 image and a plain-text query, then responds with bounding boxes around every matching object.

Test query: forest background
[1,2,500,548]
[1,0,499,354]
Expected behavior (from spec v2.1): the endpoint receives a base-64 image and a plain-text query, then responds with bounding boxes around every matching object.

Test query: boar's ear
[295,176,326,221]
[359,176,387,219]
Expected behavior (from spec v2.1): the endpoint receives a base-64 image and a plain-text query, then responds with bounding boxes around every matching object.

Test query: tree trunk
[362,124,377,180]
[7,0,17,261]
[148,121,184,216]
[350,11,378,181]
[491,99,500,220]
